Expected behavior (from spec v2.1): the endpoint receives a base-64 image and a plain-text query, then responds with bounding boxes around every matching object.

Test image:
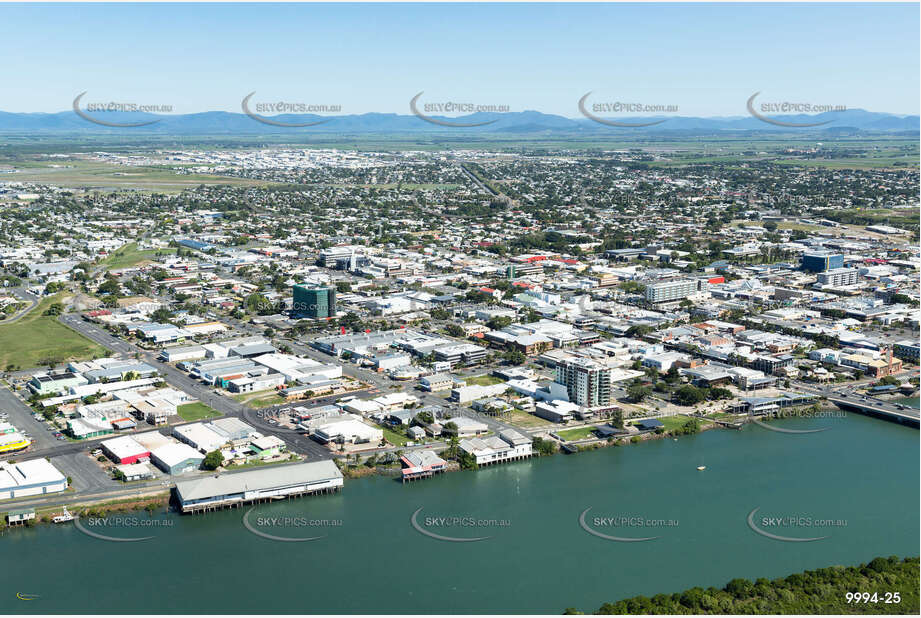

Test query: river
[2,412,918,614]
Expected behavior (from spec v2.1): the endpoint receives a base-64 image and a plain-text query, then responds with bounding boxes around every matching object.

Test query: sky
[1,2,918,117]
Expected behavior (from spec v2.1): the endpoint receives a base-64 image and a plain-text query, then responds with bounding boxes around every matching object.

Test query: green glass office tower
[292,284,337,319]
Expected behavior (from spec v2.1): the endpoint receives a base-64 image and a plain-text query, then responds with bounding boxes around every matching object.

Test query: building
[27,371,88,396]
[292,284,337,319]
[816,268,859,287]
[6,508,35,524]
[893,340,920,363]
[459,430,532,466]
[400,450,447,481]
[534,399,580,423]
[443,416,489,437]
[100,436,150,464]
[0,432,30,454]
[555,357,611,407]
[313,417,383,445]
[174,460,343,513]
[0,459,68,500]
[645,279,698,303]
[419,373,455,392]
[151,442,205,475]
[801,251,844,273]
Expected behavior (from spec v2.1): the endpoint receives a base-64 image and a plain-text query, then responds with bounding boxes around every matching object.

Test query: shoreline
[0,402,895,530]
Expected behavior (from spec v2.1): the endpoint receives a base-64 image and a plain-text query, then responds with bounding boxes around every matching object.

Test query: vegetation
[202,450,224,470]
[0,294,105,369]
[584,556,919,615]
[176,402,220,422]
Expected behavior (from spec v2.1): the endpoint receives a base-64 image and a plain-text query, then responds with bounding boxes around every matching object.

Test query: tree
[445,323,466,338]
[202,450,224,471]
[674,385,705,406]
[626,384,651,403]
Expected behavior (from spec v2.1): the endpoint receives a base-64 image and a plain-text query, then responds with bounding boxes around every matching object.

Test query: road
[58,313,334,461]
[1,287,40,324]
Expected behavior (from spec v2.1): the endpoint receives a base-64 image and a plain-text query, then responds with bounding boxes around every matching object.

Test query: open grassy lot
[556,426,597,441]
[504,408,550,429]
[375,423,411,446]
[245,393,287,409]
[464,374,504,387]
[0,157,271,193]
[0,295,106,370]
[650,415,693,432]
[177,402,221,422]
[101,243,177,271]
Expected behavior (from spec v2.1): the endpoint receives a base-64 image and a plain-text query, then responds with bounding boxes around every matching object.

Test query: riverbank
[1,491,169,535]
[1,411,917,614]
[584,556,920,615]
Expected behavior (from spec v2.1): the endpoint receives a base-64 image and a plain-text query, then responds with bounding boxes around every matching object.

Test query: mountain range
[0,108,916,134]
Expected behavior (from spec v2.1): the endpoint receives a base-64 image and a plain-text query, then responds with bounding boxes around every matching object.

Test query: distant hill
[0,108,916,135]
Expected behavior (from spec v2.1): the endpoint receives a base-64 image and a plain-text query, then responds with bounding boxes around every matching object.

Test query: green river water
[1,411,917,614]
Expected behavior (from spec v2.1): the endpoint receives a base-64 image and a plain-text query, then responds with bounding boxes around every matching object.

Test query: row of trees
[580,556,918,615]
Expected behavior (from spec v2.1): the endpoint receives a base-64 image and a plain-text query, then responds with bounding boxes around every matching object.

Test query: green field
[101,243,178,271]
[245,393,287,409]
[556,426,597,441]
[648,415,692,432]
[464,374,504,387]
[505,408,550,428]
[0,295,106,370]
[177,402,221,422]
[374,423,412,446]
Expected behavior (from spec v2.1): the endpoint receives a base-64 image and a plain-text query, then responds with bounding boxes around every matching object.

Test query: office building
[292,284,337,319]
[801,251,844,273]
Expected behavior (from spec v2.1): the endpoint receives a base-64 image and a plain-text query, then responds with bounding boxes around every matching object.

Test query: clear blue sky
[2,2,918,116]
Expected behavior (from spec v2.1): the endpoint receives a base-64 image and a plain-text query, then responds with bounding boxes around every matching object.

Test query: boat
[52,506,74,523]
[696,465,706,471]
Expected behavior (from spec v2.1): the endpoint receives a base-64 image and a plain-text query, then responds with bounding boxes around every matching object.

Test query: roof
[175,460,342,502]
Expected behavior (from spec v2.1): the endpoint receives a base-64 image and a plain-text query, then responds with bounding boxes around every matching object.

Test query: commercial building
[0,459,68,500]
[292,284,336,319]
[893,340,920,363]
[174,460,343,513]
[313,417,383,445]
[645,279,698,303]
[151,442,205,475]
[0,432,30,454]
[459,430,533,466]
[816,268,859,288]
[555,357,611,407]
[100,436,150,464]
[801,251,844,273]
[400,450,447,482]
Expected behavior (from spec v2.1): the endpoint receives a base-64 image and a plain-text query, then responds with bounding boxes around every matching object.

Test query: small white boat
[52,506,74,523]
[696,465,706,471]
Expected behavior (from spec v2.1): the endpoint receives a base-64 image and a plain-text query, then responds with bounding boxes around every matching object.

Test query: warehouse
[0,459,68,499]
[101,435,151,464]
[174,460,343,513]
[172,423,227,454]
[151,442,205,474]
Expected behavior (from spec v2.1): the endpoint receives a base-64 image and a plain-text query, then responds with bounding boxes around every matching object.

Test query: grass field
[464,374,504,387]
[374,423,412,446]
[245,393,287,409]
[0,295,106,370]
[0,157,272,193]
[101,243,178,271]
[556,426,597,441]
[650,415,692,432]
[177,402,221,422]
[504,409,549,428]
